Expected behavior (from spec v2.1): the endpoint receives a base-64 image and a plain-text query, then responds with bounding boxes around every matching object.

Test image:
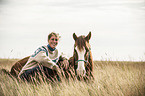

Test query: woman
[18,32,68,82]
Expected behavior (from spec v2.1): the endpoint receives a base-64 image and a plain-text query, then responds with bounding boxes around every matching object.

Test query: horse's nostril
[83,70,86,76]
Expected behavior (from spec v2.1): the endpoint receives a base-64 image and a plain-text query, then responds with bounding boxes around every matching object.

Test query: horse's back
[10,56,30,76]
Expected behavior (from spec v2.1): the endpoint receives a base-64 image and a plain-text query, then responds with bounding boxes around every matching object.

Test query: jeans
[20,65,61,82]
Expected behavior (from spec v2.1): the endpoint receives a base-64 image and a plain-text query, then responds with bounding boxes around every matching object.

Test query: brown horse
[69,32,94,80]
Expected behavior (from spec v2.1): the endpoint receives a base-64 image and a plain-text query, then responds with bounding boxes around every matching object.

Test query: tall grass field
[0,58,145,96]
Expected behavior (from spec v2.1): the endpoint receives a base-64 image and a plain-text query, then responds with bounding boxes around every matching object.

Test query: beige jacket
[18,45,60,76]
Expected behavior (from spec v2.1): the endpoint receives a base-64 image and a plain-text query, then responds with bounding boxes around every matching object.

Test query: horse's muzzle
[76,68,86,77]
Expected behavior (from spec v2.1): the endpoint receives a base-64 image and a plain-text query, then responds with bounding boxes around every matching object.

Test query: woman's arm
[34,51,59,69]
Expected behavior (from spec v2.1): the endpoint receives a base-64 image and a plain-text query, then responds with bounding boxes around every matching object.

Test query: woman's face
[48,35,59,49]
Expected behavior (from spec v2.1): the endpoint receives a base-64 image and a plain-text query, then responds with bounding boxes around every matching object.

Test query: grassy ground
[0,59,145,96]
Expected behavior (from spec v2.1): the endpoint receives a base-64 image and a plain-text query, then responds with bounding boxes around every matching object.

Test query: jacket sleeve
[33,51,57,69]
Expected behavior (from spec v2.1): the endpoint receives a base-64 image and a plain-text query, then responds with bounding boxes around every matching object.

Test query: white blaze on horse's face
[75,46,86,76]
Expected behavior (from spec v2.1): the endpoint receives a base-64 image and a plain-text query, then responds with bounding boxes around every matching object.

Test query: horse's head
[73,32,91,77]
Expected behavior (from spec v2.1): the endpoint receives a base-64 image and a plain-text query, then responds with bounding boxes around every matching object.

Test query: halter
[75,60,88,63]
[75,48,91,65]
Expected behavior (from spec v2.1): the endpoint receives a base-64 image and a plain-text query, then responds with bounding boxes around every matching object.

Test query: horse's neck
[88,50,94,71]
[89,50,93,62]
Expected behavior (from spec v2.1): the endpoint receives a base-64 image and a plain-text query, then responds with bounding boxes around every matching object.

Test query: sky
[0,0,145,61]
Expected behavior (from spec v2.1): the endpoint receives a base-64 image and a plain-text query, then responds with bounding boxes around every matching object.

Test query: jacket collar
[47,44,56,51]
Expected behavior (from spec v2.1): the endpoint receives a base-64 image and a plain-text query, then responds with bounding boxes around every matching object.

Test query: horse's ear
[73,33,78,41]
[85,31,91,41]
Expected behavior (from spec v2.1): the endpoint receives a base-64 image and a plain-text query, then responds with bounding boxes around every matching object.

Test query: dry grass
[0,59,145,96]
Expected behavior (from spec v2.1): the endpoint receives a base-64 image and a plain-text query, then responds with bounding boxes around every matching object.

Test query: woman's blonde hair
[48,32,60,41]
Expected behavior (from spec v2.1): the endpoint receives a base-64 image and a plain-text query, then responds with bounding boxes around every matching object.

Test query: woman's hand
[61,59,69,70]
[52,64,61,73]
